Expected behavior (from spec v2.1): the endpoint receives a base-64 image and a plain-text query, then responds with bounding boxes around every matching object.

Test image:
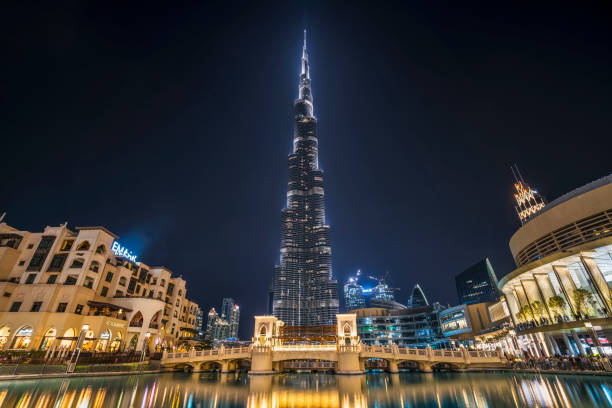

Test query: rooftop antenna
[510,165,519,183]
[511,163,526,183]
[0,212,5,223]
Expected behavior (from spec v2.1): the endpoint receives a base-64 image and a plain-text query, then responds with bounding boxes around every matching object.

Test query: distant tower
[344,270,366,311]
[228,304,240,339]
[511,164,546,224]
[221,297,235,319]
[205,307,218,341]
[407,284,429,308]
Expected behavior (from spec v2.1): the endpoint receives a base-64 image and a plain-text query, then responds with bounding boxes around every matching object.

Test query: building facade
[351,306,449,349]
[455,258,501,305]
[0,222,199,353]
[344,277,366,311]
[271,31,339,326]
[499,174,612,358]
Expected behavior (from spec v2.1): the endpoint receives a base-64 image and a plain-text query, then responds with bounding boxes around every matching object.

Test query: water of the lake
[1,372,611,407]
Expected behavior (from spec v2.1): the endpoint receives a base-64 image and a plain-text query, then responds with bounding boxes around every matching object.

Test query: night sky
[3,2,611,338]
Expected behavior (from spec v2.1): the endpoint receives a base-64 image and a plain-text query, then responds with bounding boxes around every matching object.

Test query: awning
[87,301,132,312]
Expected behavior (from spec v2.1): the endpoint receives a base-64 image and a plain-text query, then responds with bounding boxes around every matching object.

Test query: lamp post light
[67,324,89,373]
[139,332,151,371]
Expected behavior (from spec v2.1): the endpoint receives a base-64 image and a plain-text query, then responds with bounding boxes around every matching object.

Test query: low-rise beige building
[0,221,199,353]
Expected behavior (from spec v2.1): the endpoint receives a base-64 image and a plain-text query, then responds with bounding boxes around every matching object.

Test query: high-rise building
[195,307,204,333]
[228,304,240,339]
[408,284,429,308]
[221,297,234,320]
[455,258,501,305]
[271,31,339,326]
[205,308,219,341]
[206,300,241,341]
[344,276,366,311]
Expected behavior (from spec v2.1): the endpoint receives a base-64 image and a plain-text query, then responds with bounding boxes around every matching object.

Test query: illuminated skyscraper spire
[272,31,339,326]
[298,29,313,108]
[511,164,546,224]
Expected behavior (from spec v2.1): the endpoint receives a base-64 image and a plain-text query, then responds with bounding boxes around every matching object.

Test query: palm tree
[548,295,566,319]
[520,305,534,322]
[530,301,546,321]
[573,288,592,317]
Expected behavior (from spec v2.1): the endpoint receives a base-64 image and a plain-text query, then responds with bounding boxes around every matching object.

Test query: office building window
[10,302,22,312]
[25,274,36,284]
[75,304,83,315]
[31,302,42,312]
[56,302,67,313]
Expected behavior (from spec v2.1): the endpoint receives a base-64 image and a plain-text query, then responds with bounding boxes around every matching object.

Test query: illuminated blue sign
[111,241,137,262]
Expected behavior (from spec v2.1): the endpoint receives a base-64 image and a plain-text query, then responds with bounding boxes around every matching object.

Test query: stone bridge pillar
[337,346,363,375]
[250,346,273,374]
[387,360,399,374]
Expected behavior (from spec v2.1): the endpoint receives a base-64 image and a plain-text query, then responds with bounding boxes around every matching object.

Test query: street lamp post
[139,332,151,371]
[67,324,89,373]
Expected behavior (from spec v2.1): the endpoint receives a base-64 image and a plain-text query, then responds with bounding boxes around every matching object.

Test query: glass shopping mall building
[499,175,612,358]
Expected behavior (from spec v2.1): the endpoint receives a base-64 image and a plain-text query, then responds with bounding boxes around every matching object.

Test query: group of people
[510,354,610,372]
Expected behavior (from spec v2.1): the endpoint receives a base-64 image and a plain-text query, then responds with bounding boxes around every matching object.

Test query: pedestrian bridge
[161,343,505,374]
[161,314,506,374]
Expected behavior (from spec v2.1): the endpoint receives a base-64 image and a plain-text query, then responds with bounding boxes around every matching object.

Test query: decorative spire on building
[408,284,429,308]
[511,164,546,225]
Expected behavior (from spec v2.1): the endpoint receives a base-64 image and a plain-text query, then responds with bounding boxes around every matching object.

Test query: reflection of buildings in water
[0,373,610,407]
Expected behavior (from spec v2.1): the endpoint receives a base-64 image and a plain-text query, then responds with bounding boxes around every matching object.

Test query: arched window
[128,334,139,351]
[178,290,182,297]
[160,279,166,287]
[130,311,144,328]
[11,326,33,349]
[0,326,11,349]
[70,258,84,268]
[39,328,56,350]
[89,260,100,272]
[60,328,76,349]
[76,241,90,251]
[118,276,127,286]
[259,325,267,336]
[343,323,352,336]
[96,244,106,254]
[149,311,161,329]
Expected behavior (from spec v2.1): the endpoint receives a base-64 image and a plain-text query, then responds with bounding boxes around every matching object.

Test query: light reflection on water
[0,372,610,407]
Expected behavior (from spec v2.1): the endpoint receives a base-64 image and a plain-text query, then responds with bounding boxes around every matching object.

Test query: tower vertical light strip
[272,31,339,326]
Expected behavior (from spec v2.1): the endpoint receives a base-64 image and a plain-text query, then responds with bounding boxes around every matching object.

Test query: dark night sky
[3,2,611,339]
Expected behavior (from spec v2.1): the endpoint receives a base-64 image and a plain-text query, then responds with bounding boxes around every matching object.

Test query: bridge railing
[165,346,251,360]
[360,345,501,362]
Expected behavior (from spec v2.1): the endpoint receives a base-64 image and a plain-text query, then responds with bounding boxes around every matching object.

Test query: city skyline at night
[3,2,611,339]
